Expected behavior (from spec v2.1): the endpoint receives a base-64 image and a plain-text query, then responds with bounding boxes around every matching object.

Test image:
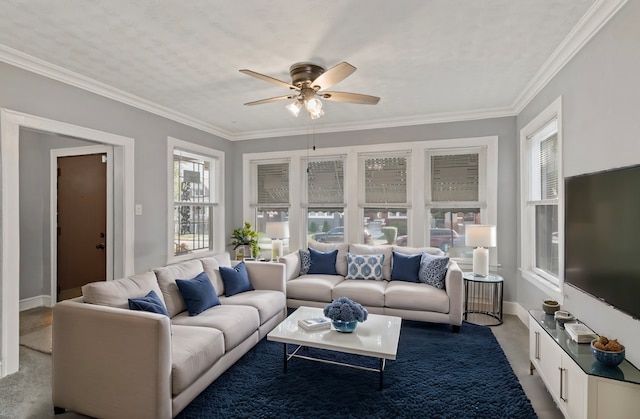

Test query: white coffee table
[267,306,402,390]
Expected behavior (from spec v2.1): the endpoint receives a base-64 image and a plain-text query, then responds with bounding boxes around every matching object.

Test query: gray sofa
[52,252,286,419]
[280,242,464,332]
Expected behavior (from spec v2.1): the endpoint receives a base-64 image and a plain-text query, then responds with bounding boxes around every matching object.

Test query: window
[427,151,484,258]
[361,153,410,245]
[243,136,497,261]
[520,97,563,299]
[305,158,345,243]
[252,160,290,259]
[168,137,224,263]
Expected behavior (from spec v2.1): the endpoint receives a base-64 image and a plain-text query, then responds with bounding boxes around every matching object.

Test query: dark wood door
[57,153,107,301]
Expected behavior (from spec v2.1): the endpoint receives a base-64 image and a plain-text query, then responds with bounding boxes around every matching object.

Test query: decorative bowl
[591,339,625,367]
[590,362,624,380]
[332,320,358,333]
[542,300,560,315]
[554,310,574,328]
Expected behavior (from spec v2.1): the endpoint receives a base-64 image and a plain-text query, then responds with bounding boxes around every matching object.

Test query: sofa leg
[452,325,461,333]
[53,407,65,415]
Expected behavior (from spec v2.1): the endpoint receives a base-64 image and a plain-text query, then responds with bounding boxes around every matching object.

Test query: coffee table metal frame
[267,306,402,390]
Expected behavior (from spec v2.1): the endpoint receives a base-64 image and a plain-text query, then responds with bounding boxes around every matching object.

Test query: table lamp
[465,225,496,277]
[265,222,289,261]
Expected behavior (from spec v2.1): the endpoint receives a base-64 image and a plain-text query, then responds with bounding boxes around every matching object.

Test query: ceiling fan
[239,62,380,119]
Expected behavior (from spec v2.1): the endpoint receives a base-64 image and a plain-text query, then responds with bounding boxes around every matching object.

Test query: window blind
[307,159,344,205]
[364,155,408,204]
[431,153,479,202]
[257,162,289,205]
[539,134,558,200]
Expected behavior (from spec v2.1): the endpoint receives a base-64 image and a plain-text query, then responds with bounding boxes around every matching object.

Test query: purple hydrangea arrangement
[323,297,368,323]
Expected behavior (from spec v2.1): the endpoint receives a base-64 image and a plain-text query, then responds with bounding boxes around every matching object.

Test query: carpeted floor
[177,320,537,419]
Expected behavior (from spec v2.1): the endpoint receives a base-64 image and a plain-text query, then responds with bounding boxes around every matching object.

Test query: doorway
[1,108,135,378]
[55,149,113,301]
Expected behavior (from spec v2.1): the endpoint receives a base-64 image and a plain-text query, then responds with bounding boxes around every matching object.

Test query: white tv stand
[529,310,640,419]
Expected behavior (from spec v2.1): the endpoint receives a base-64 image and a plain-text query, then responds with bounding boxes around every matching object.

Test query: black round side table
[463,272,504,326]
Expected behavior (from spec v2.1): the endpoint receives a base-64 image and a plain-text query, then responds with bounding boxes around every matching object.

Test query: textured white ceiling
[0,0,604,139]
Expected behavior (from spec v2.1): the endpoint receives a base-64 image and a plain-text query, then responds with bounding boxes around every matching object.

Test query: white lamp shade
[265,222,289,239]
[465,225,496,248]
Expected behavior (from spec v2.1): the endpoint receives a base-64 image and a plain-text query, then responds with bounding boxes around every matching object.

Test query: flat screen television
[564,163,640,320]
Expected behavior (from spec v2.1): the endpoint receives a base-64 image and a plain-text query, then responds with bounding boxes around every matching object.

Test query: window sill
[520,268,563,304]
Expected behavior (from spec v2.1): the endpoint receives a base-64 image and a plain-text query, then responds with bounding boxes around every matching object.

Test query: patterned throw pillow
[299,249,311,275]
[346,253,385,280]
[418,253,449,289]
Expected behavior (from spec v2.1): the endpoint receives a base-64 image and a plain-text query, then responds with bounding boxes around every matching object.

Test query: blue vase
[332,320,358,333]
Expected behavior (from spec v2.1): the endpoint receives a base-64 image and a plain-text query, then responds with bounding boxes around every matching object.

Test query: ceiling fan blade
[239,69,298,90]
[311,62,356,90]
[244,95,297,106]
[320,91,380,105]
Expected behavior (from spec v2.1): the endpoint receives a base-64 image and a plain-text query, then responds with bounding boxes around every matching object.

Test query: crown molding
[230,107,517,141]
[512,0,629,114]
[0,44,234,140]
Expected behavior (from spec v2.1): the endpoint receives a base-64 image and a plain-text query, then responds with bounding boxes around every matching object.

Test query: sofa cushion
[287,275,346,303]
[220,290,286,324]
[171,305,260,352]
[154,260,204,317]
[346,253,384,280]
[348,244,393,280]
[332,279,387,307]
[176,272,221,316]
[385,281,450,313]
[392,245,444,256]
[308,241,349,276]
[201,253,233,297]
[82,271,165,309]
[299,249,311,275]
[418,253,450,289]
[219,262,254,296]
[391,251,421,282]
[128,290,170,317]
[171,325,225,396]
[308,248,339,275]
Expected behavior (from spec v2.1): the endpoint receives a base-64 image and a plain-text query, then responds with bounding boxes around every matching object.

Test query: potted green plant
[229,221,260,259]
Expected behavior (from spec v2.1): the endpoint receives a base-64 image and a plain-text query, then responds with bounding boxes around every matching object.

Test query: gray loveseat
[52,252,286,419]
[280,242,464,332]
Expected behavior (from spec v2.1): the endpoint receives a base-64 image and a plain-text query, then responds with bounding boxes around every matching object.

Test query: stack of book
[565,323,598,343]
[298,317,331,332]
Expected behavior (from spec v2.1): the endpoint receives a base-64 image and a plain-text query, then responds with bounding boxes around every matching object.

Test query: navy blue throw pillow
[308,248,339,275]
[219,261,254,297]
[128,290,170,317]
[175,272,221,316]
[391,251,422,282]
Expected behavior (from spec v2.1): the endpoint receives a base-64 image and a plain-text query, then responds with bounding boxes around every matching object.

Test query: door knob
[96,243,106,249]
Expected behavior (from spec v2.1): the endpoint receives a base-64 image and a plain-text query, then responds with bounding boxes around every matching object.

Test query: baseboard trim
[19,295,52,311]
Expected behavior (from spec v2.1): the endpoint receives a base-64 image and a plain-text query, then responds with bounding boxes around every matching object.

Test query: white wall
[517,0,640,366]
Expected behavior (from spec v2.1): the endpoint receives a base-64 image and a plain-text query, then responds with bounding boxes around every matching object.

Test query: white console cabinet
[529,311,640,419]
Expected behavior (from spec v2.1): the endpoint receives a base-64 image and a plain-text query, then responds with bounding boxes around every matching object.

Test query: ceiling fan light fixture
[305,97,322,113]
[309,108,325,120]
[286,99,302,117]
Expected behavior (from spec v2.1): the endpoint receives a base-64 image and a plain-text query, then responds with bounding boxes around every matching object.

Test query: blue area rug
[177,321,536,418]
